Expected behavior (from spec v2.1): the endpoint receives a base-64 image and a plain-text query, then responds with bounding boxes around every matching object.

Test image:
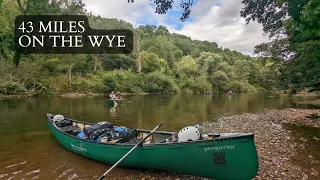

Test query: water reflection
[284,124,320,179]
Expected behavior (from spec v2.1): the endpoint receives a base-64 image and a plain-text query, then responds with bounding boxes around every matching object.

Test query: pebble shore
[200,108,320,180]
[296,99,320,106]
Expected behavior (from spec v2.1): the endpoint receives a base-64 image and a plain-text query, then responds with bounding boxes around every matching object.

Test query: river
[0,93,319,179]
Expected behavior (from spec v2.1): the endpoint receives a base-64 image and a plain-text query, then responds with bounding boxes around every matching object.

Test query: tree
[191,47,201,58]
[101,54,135,71]
[0,0,20,62]
[210,71,229,92]
[196,52,222,75]
[16,0,86,15]
[241,0,320,93]
[154,25,169,36]
[173,49,183,61]
[216,62,235,79]
[175,55,198,78]
[128,0,194,22]
[136,29,142,73]
[141,35,176,68]
[233,59,250,82]
[141,51,162,73]
[137,25,157,36]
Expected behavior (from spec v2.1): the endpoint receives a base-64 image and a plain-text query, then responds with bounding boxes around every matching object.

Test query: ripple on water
[6,161,27,168]
[12,170,23,175]
[26,169,41,176]
[31,175,39,180]
[6,176,15,180]
[0,174,8,178]
[67,174,78,180]
[53,162,67,173]
[58,168,74,178]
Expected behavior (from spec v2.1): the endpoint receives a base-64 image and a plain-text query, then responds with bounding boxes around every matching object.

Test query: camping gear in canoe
[47,114,259,180]
[98,122,164,180]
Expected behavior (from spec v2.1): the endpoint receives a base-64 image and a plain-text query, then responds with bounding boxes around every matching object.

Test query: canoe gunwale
[47,113,255,147]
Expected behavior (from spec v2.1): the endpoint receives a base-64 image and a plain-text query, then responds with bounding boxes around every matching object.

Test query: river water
[0,93,318,179]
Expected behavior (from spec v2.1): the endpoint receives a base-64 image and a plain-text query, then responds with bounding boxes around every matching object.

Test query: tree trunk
[94,54,98,73]
[137,32,142,73]
[263,66,266,85]
[68,54,72,88]
[263,57,266,86]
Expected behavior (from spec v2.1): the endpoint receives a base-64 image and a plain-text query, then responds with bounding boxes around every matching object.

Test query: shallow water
[284,124,320,180]
[0,93,318,179]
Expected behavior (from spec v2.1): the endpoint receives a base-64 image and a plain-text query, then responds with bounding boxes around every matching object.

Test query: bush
[102,70,145,93]
[142,72,178,93]
[49,76,71,93]
[0,81,27,95]
[227,81,257,92]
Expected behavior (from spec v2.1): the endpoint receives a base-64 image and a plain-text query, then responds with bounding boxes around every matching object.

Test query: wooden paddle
[113,99,118,107]
[97,122,163,180]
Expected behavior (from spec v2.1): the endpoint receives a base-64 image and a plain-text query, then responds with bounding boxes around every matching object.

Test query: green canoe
[47,114,259,180]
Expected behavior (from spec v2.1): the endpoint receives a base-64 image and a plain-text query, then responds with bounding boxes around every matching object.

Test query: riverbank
[0,92,156,100]
[296,99,320,106]
[57,92,155,97]
[0,91,319,100]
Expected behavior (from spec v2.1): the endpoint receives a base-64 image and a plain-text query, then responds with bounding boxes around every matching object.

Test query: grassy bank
[0,59,266,99]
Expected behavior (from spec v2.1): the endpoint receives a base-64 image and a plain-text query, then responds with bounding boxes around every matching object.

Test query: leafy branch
[128,0,193,22]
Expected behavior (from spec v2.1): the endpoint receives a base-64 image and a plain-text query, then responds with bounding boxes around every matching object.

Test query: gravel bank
[200,108,320,180]
[296,98,320,106]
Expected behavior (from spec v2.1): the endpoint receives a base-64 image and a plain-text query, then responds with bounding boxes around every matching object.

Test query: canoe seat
[160,136,175,143]
[60,125,81,136]
[125,138,141,144]
[207,133,221,138]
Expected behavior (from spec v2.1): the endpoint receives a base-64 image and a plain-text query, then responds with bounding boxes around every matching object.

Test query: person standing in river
[109,91,116,99]
[115,91,123,100]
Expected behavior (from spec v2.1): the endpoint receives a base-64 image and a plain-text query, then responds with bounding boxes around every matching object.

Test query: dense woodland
[0,0,318,96]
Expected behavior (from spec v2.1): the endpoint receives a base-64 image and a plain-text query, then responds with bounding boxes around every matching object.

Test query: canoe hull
[48,121,258,180]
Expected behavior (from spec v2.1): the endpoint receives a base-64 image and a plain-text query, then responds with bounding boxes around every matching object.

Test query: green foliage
[141,51,162,73]
[0,81,27,95]
[173,49,183,61]
[242,0,320,93]
[128,0,193,22]
[192,75,211,92]
[241,0,287,37]
[102,70,144,93]
[142,72,178,94]
[0,0,281,96]
[279,40,320,91]
[227,81,257,93]
[0,0,20,62]
[175,56,198,77]
[233,59,250,82]
[101,54,135,71]
[196,52,223,75]
[210,71,229,92]
[141,35,176,67]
